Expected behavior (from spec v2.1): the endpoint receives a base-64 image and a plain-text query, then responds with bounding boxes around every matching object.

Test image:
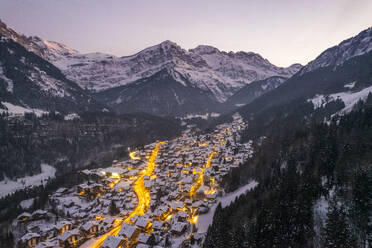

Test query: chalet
[18,233,40,248]
[176,211,187,222]
[118,222,138,240]
[137,233,151,245]
[57,229,81,247]
[171,222,188,236]
[101,235,125,248]
[206,192,217,202]
[55,188,69,197]
[31,210,48,220]
[152,221,165,231]
[17,212,32,222]
[77,183,105,198]
[129,214,139,224]
[81,221,99,238]
[152,206,169,220]
[100,217,117,231]
[136,243,150,248]
[26,223,56,241]
[136,216,151,230]
[34,241,55,248]
[170,201,184,212]
[55,220,72,234]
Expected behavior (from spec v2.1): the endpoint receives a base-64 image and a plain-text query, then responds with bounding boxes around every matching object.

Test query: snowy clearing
[178,112,221,120]
[0,102,48,117]
[196,180,258,233]
[309,85,372,113]
[0,164,56,198]
[19,198,35,209]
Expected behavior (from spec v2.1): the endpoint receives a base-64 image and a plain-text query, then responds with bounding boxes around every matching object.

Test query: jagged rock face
[1,27,300,103]
[0,20,78,61]
[0,35,103,114]
[224,76,288,110]
[52,41,301,102]
[299,27,372,75]
[94,68,222,116]
[0,19,303,115]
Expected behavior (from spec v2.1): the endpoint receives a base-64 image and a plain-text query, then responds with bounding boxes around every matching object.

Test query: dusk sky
[1,0,371,67]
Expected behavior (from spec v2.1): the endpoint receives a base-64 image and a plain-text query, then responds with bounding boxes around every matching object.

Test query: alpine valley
[1,20,302,116]
[0,16,372,248]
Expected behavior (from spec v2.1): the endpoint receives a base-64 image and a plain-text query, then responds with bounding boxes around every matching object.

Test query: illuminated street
[19,113,252,248]
[89,142,164,248]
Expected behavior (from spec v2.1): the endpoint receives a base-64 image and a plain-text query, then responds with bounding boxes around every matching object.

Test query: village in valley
[13,113,253,248]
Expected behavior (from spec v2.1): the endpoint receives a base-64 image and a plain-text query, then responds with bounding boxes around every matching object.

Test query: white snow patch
[235,103,245,107]
[0,65,13,93]
[179,112,220,120]
[313,196,329,246]
[19,198,35,209]
[0,164,56,198]
[196,180,258,233]
[344,81,356,89]
[309,85,372,113]
[64,113,80,121]
[0,102,48,117]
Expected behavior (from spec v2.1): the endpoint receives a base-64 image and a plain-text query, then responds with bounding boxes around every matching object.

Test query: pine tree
[109,200,119,216]
[203,203,227,248]
[229,225,245,248]
[324,199,356,248]
[350,168,372,247]
[148,233,156,247]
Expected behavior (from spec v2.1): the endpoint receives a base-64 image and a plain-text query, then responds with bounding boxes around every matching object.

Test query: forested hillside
[238,51,372,139]
[204,97,372,248]
[0,111,181,181]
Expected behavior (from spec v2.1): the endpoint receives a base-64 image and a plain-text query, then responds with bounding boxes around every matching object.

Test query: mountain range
[236,27,372,138]
[0,19,302,116]
[0,19,371,119]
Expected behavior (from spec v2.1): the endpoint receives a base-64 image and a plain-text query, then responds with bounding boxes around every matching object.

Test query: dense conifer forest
[205,96,372,248]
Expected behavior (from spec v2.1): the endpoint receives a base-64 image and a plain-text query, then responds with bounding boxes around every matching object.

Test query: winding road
[88,141,164,248]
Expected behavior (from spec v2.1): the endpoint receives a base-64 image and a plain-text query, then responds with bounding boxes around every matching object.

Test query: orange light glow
[96,215,104,221]
[129,151,141,160]
[90,141,164,248]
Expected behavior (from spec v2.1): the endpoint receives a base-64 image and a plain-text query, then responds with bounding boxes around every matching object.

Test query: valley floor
[12,113,255,248]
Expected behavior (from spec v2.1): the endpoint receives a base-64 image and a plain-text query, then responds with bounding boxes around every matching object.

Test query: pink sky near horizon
[0,0,371,67]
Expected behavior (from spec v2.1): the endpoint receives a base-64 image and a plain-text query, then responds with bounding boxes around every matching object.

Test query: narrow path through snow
[196,180,258,233]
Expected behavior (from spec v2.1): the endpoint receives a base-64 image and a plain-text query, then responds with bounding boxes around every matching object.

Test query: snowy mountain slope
[309,84,372,114]
[237,27,372,121]
[0,20,77,61]
[299,27,372,75]
[236,44,372,139]
[1,20,301,103]
[224,76,288,110]
[53,41,301,102]
[95,68,222,116]
[0,20,302,115]
[0,35,104,114]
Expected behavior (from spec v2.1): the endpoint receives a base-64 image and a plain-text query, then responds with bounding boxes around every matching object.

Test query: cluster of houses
[13,113,252,248]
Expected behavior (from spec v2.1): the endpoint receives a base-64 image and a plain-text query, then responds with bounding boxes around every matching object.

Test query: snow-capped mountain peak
[42,39,301,101]
[189,45,221,55]
[28,36,78,61]
[0,19,302,103]
[299,27,372,75]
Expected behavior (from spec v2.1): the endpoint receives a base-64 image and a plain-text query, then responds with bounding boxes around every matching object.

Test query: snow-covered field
[19,198,35,209]
[0,101,47,117]
[179,112,221,120]
[0,164,56,198]
[309,84,372,114]
[196,180,258,233]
